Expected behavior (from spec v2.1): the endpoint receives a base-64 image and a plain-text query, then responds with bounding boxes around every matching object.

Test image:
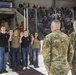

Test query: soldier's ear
[51,25,53,31]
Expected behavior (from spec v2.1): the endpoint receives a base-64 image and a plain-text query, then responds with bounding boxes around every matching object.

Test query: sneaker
[7,62,10,65]
[23,67,26,70]
[34,65,39,68]
[27,66,30,69]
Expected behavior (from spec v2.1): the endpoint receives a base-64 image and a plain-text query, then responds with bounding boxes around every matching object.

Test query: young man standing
[9,29,20,71]
[0,26,9,74]
[20,30,31,70]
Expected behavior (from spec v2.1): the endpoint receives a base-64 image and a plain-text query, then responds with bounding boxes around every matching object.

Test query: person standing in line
[69,20,76,75]
[20,30,31,70]
[0,26,9,74]
[9,29,20,71]
[3,29,9,73]
[31,32,41,68]
[42,20,74,75]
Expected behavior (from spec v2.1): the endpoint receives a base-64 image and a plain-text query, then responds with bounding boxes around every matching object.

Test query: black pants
[11,48,20,70]
[9,47,12,67]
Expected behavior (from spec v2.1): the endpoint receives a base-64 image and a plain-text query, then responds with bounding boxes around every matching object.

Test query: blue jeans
[22,47,29,67]
[32,48,39,66]
[0,47,5,70]
[3,52,8,70]
[29,48,33,65]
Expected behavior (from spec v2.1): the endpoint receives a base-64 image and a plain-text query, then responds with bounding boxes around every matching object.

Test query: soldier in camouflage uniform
[69,21,76,75]
[42,20,74,75]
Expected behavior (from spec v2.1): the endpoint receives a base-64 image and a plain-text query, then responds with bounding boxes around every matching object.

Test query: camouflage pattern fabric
[69,32,76,75]
[42,30,74,75]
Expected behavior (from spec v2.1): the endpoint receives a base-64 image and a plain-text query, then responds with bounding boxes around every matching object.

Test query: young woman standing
[31,32,41,68]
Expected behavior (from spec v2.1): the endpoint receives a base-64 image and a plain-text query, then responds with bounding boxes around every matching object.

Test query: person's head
[24,30,28,37]
[9,30,13,35]
[33,32,40,40]
[34,32,38,38]
[0,26,6,33]
[51,19,61,32]
[13,29,19,36]
[73,21,76,31]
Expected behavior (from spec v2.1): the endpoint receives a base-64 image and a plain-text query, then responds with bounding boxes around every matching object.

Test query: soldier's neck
[53,29,60,31]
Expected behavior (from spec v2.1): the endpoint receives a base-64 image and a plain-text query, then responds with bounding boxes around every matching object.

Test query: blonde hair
[51,19,61,29]
[73,20,76,31]
[73,20,76,26]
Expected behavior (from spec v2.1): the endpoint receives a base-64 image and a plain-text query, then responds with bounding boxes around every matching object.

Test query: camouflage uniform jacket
[42,30,74,73]
[69,32,76,67]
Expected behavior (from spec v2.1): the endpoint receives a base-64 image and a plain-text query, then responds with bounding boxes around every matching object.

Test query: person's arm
[20,37,22,43]
[8,35,12,41]
[20,32,23,44]
[42,35,52,72]
[68,43,74,67]
[30,36,34,45]
[8,31,13,41]
[8,35,12,51]
[68,35,74,67]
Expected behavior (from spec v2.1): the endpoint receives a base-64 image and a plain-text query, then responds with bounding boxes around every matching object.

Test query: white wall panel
[56,0,76,8]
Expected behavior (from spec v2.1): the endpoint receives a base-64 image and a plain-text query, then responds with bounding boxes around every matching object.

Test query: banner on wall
[0,2,12,8]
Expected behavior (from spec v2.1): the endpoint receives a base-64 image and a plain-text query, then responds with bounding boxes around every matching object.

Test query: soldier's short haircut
[73,21,76,31]
[73,20,76,26]
[51,19,61,28]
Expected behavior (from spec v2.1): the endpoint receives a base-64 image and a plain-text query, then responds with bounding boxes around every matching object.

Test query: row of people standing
[9,30,41,71]
[0,26,41,74]
[9,30,40,70]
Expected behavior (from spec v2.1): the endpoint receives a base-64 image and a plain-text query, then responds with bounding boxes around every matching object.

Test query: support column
[24,8,26,30]
[52,0,56,8]
[35,9,38,32]
[26,8,29,32]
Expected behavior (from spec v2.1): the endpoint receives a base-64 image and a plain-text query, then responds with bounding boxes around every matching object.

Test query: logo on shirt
[6,36,8,38]
[28,39,29,41]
